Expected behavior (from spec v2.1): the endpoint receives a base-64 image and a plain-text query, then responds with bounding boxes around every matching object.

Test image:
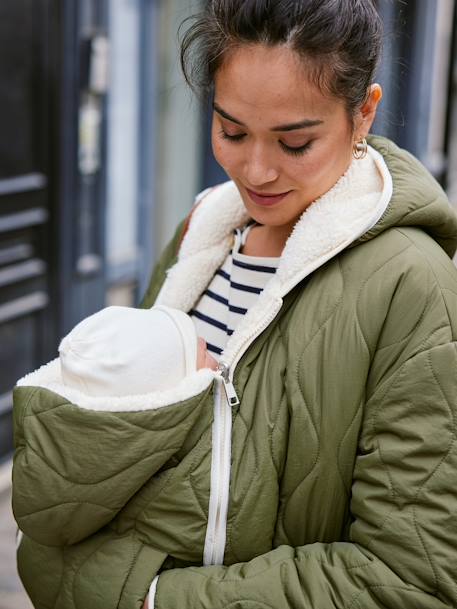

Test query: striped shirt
[190,224,279,360]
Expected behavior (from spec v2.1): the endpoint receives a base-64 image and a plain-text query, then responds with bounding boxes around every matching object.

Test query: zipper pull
[217,362,240,407]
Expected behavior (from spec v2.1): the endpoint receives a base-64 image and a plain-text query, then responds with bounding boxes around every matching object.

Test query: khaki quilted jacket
[13,136,457,609]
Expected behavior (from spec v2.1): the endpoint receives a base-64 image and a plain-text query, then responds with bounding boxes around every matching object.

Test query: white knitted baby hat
[58,305,198,396]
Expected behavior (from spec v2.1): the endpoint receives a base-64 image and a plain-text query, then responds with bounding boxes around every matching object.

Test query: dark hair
[180,0,383,118]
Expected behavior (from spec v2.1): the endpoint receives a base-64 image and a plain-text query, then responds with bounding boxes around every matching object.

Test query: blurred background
[0,0,456,607]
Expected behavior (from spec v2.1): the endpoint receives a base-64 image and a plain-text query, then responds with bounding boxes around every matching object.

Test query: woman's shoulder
[336,226,457,351]
[341,224,457,293]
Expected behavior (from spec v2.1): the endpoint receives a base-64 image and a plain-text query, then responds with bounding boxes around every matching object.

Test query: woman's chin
[242,199,309,229]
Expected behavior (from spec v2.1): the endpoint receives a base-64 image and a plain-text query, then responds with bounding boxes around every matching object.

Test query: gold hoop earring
[353,137,368,160]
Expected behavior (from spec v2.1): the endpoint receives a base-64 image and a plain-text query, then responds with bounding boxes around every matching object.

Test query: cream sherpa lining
[157,145,393,368]
[16,357,215,412]
[17,146,392,406]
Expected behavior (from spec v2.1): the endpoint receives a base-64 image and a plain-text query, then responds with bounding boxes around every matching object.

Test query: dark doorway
[0,0,53,456]
[0,0,109,459]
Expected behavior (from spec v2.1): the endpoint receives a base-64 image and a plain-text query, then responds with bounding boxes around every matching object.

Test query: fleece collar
[17,146,392,409]
[156,145,393,367]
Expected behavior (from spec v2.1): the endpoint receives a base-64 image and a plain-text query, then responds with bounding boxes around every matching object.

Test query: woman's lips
[246,187,292,207]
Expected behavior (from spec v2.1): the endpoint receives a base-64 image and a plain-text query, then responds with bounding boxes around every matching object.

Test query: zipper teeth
[206,300,282,566]
[212,389,226,563]
[205,378,230,566]
[211,381,222,564]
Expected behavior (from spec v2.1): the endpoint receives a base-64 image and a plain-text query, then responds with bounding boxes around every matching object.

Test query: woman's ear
[354,83,383,139]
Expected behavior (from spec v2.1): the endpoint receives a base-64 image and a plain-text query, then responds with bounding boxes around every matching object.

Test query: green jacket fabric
[13,136,457,609]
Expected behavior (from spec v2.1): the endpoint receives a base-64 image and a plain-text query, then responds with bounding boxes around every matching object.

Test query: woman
[13,1,457,609]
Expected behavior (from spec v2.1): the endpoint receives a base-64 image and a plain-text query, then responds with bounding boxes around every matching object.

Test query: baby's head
[59,305,217,397]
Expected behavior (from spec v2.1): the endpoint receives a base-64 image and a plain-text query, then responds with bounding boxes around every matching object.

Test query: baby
[58,305,217,397]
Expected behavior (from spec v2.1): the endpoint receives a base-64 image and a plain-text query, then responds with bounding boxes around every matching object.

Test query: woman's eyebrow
[213,102,324,131]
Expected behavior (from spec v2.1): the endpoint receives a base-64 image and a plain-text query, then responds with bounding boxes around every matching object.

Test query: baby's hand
[196,337,218,371]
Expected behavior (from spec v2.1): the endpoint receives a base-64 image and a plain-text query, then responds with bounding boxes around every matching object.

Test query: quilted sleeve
[152,341,457,609]
[12,378,214,547]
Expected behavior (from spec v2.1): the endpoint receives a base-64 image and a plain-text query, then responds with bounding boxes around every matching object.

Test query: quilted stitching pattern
[13,137,457,609]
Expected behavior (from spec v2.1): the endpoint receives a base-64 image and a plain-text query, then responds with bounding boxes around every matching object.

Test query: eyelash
[219,129,313,157]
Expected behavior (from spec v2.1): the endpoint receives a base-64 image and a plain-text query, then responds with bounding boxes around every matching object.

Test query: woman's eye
[279,140,313,157]
[219,128,313,157]
[219,129,246,142]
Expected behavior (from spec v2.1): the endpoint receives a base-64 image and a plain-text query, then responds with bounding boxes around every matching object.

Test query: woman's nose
[243,145,279,186]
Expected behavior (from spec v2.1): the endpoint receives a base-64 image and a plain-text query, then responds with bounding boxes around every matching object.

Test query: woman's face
[211,44,377,231]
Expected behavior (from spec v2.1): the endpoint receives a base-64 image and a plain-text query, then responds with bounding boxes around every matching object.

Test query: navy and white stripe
[190,224,279,359]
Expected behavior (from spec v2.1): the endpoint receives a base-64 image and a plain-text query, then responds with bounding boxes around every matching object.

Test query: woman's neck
[241,223,294,257]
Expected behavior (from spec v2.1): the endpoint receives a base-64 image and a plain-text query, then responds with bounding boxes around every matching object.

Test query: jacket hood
[363,135,457,258]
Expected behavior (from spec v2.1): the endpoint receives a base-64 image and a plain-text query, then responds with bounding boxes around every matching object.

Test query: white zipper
[203,300,282,566]
[203,375,232,565]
